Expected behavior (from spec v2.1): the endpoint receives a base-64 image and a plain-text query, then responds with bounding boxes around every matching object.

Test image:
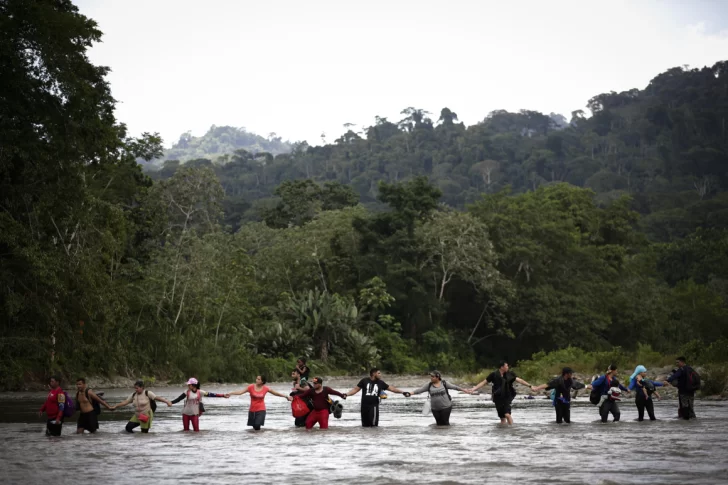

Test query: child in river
[170,377,228,432]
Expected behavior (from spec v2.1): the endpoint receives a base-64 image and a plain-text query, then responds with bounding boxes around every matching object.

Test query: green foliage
[2,3,728,388]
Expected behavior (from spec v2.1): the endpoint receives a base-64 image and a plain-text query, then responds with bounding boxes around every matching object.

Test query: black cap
[429,370,442,379]
[312,376,323,385]
[562,367,574,375]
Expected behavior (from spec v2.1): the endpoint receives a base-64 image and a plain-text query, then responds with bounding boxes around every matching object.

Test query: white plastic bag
[421,398,431,415]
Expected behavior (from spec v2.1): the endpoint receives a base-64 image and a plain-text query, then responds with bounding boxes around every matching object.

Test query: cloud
[77,0,728,147]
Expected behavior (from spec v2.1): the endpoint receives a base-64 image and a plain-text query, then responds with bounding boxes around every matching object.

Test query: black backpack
[589,387,601,405]
[685,366,701,391]
[76,389,105,415]
[130,390,157,412]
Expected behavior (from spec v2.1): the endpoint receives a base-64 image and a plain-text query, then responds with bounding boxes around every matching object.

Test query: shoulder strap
[442,381,452,400]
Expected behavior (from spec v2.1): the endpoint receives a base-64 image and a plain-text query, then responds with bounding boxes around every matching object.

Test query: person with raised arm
[169,377,228,431]
[297,376,347,430]
[226,375,292,430]
[345,368,410,427]
[532,367,590,424]
[469,360,534,425]
[110,380,173,433]
[410,370,471,425]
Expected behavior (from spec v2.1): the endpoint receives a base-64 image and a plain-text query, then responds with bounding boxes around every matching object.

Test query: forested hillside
[1,1,726,389]
[147,125,291,166]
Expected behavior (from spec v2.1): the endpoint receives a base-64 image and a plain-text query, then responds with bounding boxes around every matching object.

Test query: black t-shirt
[486,370,517,402]
[358,378,389,406]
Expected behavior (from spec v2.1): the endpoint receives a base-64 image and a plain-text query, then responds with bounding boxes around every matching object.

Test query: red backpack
[291,396,309,417]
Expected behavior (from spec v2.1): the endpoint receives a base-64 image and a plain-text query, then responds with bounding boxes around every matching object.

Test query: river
[1,379,726,485]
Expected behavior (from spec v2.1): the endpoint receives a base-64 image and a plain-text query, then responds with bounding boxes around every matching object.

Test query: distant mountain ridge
[157,125,292,164]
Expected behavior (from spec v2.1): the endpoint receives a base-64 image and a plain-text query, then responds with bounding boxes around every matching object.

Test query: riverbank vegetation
[1,2,727,390]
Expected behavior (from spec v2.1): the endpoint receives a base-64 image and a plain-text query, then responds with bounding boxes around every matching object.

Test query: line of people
[38,356,700,436]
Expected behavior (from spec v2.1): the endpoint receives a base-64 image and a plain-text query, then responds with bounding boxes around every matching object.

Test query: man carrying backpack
[38,375,66,436]
[532,367,591,424]
[110,380,172,433]
[591,365,630,423]
[75,377,111,433]
[665,356,699,420]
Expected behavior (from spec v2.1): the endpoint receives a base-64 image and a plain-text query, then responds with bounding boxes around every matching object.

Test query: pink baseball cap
[187,377,199,385]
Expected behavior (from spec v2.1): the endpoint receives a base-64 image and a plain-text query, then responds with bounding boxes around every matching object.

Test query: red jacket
[40,387,66,421]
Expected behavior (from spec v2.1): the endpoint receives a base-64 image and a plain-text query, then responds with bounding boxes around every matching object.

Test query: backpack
[643,380,656,394]
[428,381,452,402]
[686,366,701,391]
[76,389,104,415]
[589,387,601,405]
[130,390,157,412]
[291,396,309,418]
[62,391,76,418]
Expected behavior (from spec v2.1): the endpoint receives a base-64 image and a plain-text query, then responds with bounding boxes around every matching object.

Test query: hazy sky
[75,0,728,147]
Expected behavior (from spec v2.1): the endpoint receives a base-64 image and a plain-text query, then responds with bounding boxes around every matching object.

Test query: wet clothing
[546,376,586,424]
[127,409,154,432]
[298,386,346,411]
[361,405,380,427]
[495,401,512,419]
[77,411,99,432]
[305,409,329,429]
[248,411,266,430]
[636,399,656,421]
[678,395,696,419]
[432,407,452,426]
[46,419,63,436]
[668,366,697,420]
[600,400,620,423]
[248,385,270,413]
[412,381,465,411]
[182,414,199,432]
[629,377,663,421]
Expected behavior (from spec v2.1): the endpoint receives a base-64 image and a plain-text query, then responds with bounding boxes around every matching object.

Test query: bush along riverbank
[460,343,728,400]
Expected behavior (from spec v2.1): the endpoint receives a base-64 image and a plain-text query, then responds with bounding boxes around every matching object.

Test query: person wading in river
[75,377,111,434]
[226,375,292,430]
[39,375,66,436]
[297,377,347,430]
[410,370,471,425]
[591,365,630,423]
[345,368,410,427]
[665,356,699,420]
[110,380,172,433]
[469,361,534,425]
[532,367,590,424]
[628,365,663,421]
[290,369,313,427]
[170,377,228,432]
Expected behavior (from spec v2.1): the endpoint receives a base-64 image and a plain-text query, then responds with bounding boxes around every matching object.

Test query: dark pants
[678,394,696,420]
[361,404,379,427]
[431,407,452,425]
[294,414,309,427]
[600,400,620,422]
[636,398,656,421]
[555,401,571,424]
[46,419,63,436]
[125,422,149,433]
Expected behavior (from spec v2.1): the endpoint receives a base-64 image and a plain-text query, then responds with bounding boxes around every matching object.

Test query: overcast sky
[76,0,728,147]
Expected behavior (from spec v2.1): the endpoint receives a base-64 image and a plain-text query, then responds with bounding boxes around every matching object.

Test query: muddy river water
[1,379,726,485]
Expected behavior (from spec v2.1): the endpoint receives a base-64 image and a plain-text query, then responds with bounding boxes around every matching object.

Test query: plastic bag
[422,398,431,415]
